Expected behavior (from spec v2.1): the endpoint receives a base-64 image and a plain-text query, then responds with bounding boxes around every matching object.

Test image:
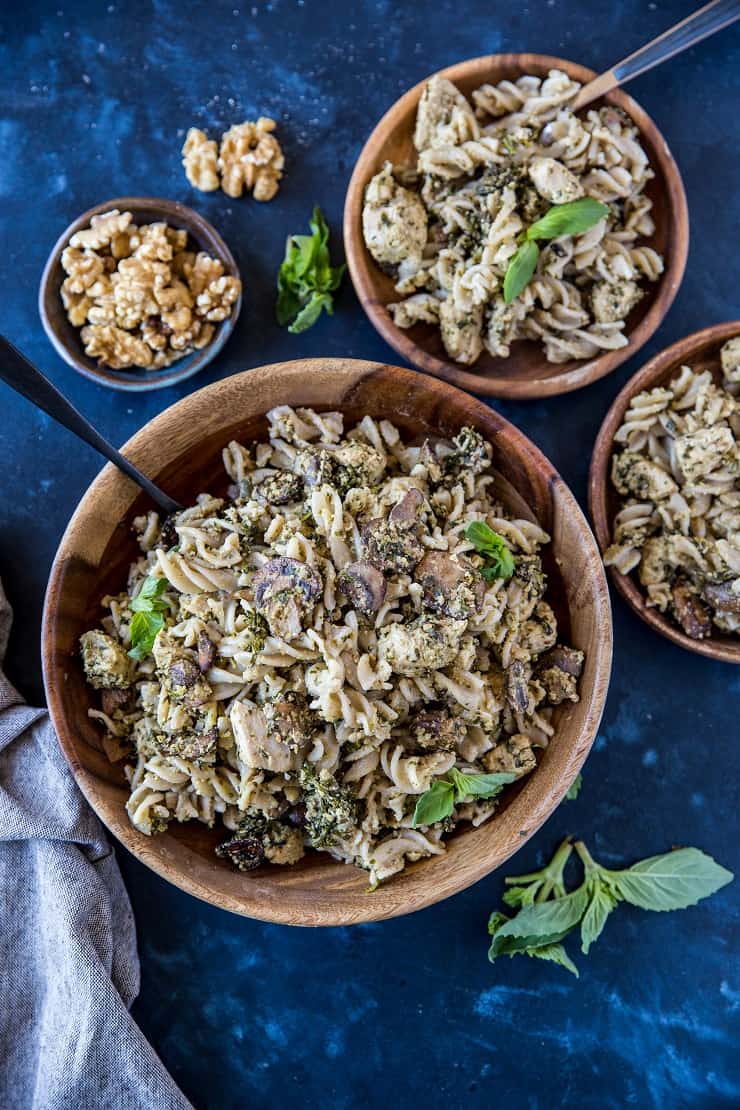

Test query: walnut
[69,209,132,251]
[182,251,224,297]
[59,209,240,371]
[218,117,284,201]
[182,127,220,192]
[195,274,241,321]
[81,325,155,369]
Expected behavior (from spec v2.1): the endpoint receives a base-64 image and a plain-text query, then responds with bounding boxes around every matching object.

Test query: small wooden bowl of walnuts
[39,196,242,392]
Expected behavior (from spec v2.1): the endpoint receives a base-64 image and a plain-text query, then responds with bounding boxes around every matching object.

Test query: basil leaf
[565,772,583,801]
[412,780,455,827]
[288,291,333,334]
[526,197,609,241]
[488,912,574,963]
[580,882,618,954]
[464,521,515,580]
[492,885,589,944]
[503,239,539,304]
[449,768,517,803]
[128,610,164,660]
[276,206,344,332]
[130,576,168,613]
[525,943,580,978]
[607,848,734,912]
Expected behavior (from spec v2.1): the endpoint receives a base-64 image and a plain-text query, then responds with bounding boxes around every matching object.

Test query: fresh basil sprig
[488,838,733,977]
[276,206,345,333]
[412,768,517,827]
[464,521,515,580]
[503,197,609,304]
[128,576,169,660]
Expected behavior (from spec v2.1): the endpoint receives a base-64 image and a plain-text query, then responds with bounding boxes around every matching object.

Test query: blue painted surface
[1,2,739,1106]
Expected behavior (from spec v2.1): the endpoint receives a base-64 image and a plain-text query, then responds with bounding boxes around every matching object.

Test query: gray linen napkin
[0,581,193,1110]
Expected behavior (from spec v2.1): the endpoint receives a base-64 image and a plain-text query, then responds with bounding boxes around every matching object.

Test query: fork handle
[572,0,740,110]
[0,335,182,515]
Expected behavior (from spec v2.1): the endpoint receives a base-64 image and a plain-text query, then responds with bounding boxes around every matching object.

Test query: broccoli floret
[299,764,358,848]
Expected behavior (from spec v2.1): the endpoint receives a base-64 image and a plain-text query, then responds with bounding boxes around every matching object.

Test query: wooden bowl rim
[588,321,740,664]
[38,195,242,393]
[43,358,613,924]
[344,52,689,401]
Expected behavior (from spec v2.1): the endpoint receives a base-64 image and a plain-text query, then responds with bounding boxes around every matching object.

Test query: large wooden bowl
[43,359,612,924]
[344,53,688,400]
[589,322,740,665]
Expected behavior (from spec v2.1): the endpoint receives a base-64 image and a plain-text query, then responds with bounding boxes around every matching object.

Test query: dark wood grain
[38,196,242,393]
[42,359,613,924]
[343,53,688,400]
[589,322,740,665]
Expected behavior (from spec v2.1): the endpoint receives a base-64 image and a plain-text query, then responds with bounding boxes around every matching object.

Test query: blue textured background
[1,2,739,1106]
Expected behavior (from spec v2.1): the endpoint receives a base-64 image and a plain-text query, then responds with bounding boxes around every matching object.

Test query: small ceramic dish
[42,358,612,925]
[589,321,740,664]
[39,196,242,393]
[344,52,688,400]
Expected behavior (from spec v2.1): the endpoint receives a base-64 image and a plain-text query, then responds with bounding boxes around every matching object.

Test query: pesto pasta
[362,69,663,367]
[80,407,583,887]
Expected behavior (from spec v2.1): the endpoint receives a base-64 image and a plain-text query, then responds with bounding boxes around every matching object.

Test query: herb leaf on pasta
[526,197,609,241]
[464,521,515,579]
[503,238,539,304]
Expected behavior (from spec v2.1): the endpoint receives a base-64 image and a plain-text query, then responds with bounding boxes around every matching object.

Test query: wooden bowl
[589,322,740,665]
[39,196,242,392]
[43,359,612,924]
[344,53,688,400]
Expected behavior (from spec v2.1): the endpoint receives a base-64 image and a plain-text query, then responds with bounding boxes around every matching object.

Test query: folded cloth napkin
[0,581,192,1110]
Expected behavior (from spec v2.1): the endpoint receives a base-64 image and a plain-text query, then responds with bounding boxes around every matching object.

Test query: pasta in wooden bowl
[43,359,612,924]
[344,53,687,400]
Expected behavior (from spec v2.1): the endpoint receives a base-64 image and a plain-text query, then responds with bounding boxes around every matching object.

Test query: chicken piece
[332,441,386,487]
[638,537,671,588]
[378,615,466,675]
[439,297,484,365]
[671,581,712,640]
[362,515,425,574]
[414,551,483,619]
[482,733,537,776]
[299,764,358,849]
[674,426,735,484]
[611,451,677,500]
[80,630,132,690]
[413,75,478,151]
[485,297,518,358]
[590,280,643,324]
[410,710,467,752]
[253,556,322,639]
[519,602,558,656]
[337,562,387,614]
[538,662,581,705]
[362,162,427,270]
[528,157,584,205]
[720,336,740,384]
[230,692,314,772]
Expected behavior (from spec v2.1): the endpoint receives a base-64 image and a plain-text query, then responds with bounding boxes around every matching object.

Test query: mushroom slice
[337,561,387,614]
[505,659,530,714]
[414,551,483,619]
[168,657,213,707]
[253,556,323,639]
[388,487,424,524]
[197,631,216,673]
[410,710,467,751]
[672,582,713,639]
[702,579,740,616]
[100,687,131,715]
[539,645,584,678]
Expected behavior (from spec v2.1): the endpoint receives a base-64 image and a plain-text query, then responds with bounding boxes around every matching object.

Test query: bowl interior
[344,53,688,400]
[43,359,612,923]
[39,196,242,393]
[590,323,740,664]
